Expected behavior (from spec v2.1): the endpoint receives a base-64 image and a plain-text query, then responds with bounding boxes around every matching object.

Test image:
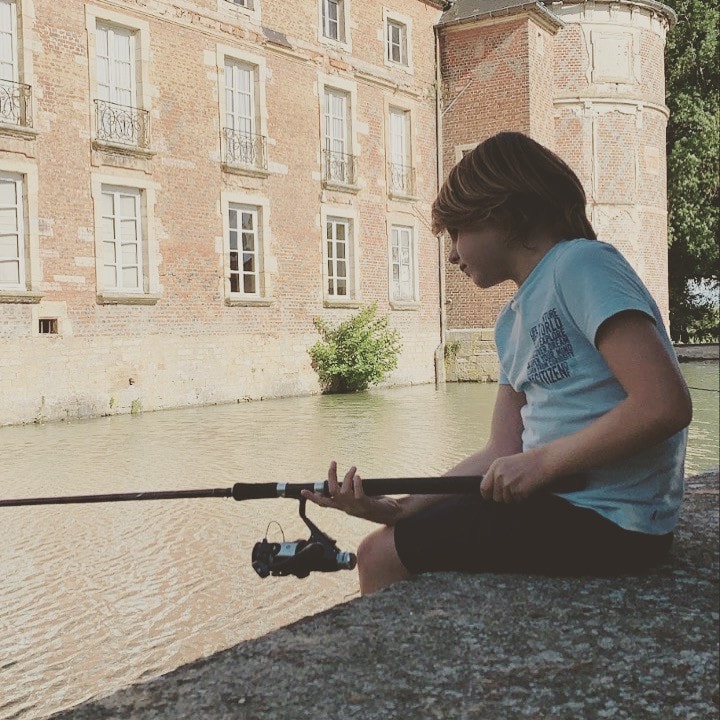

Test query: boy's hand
[480,449,551,503]
[301,461,402,525]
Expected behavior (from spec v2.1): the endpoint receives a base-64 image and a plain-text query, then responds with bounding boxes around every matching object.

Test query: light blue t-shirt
[495,239,687,534]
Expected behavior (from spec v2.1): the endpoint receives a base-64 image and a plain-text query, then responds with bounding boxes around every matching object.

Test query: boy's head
[432,132,596,245]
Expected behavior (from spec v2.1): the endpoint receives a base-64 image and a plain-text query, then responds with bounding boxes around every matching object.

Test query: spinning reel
[251,498,357,579]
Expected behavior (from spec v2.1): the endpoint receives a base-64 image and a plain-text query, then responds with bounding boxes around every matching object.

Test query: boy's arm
[481,311,692,503]
[302,383,526,524]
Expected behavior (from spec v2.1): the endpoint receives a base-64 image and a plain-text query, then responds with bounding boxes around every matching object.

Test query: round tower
[549,0,676,323]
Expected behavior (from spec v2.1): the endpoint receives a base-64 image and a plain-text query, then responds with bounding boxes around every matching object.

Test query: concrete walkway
[52,470,719,720]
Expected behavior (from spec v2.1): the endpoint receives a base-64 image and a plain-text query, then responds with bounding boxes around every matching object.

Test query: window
[224,59,265,170]
[221,191,272,305]
[388,108,413,197]
[95,22,148,147]
[100,185,144,293]
[321,0,344,41]
[0,172,24,289]
[0,0,30,128]
[228,204,261,295]
[323,88,354,185]
[390,225,416,303]
[386,20,407,66]
[229,0,251,7]
[326,217,351,298]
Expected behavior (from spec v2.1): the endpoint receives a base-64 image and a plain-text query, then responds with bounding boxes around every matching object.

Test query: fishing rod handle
[232,476,483,501]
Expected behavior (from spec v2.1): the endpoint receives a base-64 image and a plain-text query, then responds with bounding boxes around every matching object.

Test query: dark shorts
[394,493,673,577]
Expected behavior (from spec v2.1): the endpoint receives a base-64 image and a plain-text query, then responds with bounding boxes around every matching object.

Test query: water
[0,365,717,719]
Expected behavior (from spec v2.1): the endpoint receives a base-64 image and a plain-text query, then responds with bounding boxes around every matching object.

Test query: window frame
[387,106,414,197]
[85,5,151,152]
[318,0,351,50]
[217,45,269,176]
[217,0,260,21]
[221,190,273,306]
[0,0,36,132]
[387,215,420,309]
[321,205,360,307]
[91,173,160,305]
[318,74,359,191]
[389,224,418,303]
[383,8,413,74]
[99,184,144,294]
[0,160,41,303]
[0,171,25,290]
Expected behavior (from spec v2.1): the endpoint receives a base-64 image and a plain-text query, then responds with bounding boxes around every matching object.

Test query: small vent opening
[39,318,58,335]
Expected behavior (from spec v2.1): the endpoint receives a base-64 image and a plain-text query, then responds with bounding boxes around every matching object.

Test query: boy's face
[448,223,512,289]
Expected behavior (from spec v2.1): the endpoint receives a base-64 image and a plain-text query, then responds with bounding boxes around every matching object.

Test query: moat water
[1,363,717,719]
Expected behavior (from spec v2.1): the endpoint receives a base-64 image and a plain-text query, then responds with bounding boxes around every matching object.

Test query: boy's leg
[357,526,412,595]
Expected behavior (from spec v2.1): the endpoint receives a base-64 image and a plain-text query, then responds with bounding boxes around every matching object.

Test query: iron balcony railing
[223,128,267,170]
[388,162,416,197]
[0,80,33,128]
[95,99,150,148]
[322,149,357,186]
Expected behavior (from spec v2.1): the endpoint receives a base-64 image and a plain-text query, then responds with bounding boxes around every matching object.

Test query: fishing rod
[0,476,482,580]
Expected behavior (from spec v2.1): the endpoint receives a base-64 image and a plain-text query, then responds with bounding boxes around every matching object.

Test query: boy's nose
[448,245,459,265]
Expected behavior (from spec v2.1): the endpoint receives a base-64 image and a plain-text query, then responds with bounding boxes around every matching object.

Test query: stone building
[0,0,445,425]
[0,0,676,424]
[438,0,676,381]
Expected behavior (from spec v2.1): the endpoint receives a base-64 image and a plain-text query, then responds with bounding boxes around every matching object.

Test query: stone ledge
[52,470,719,720]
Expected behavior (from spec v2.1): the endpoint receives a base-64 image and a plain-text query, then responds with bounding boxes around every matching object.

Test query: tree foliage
[308,304,403,393]
[664,0,719,341]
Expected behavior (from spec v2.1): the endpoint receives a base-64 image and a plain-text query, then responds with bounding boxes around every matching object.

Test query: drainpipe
[433,21,447,386]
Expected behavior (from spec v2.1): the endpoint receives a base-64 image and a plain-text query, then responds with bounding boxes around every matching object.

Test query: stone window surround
[317,0,352,53]
[0,158,41,304]
[384,95,417,200]
[220,189,274,306]
[90,172,161,305]
[320,202,361,308]
[216,44,270,178]
[386,211,420,310]
[217,0,260,24]
[317,72,361,192]
[0,0,38,138]
[85,4,152,153]
[382,7,414,74]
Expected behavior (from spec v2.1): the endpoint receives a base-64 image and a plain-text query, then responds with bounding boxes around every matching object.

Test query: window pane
[0,179,17,205]
[121,242,138,265]
[0,207,17,232]
[119,194,136,217]
[0,259,19,284]
[229,230,238,251]
[242,232,254,252]
[243,274,256,294]
[0,233,18,258]
[120,219,137,243]
[122,266,139,289]
[336,279,346,295]
[103,240,116,263]
[103,264,117,288]
[243,252,255,272]
[230,274,239,293]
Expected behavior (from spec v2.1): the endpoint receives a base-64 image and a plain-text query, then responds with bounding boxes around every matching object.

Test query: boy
[303,132,692,595]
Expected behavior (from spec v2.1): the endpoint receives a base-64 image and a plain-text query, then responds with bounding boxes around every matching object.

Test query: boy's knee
[357,526,395,571]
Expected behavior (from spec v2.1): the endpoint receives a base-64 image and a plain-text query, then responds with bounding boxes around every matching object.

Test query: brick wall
[0,0,444,425]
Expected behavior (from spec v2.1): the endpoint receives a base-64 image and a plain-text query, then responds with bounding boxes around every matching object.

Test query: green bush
[308,303,402,393]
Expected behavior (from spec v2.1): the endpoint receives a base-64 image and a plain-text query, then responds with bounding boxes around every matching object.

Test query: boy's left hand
[480,449,551,503]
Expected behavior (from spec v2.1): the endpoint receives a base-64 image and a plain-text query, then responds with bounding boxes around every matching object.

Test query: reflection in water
[0,366,717,719]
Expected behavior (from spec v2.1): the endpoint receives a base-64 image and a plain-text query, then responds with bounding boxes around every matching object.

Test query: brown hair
[432,132,596,244]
